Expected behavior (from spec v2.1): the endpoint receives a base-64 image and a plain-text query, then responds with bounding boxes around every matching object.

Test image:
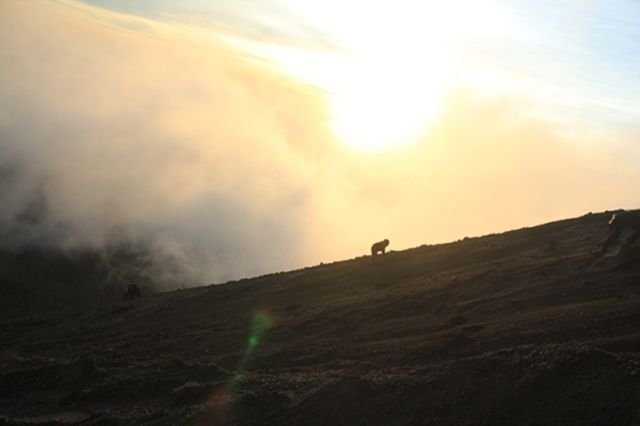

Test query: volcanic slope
[2,211,640,425]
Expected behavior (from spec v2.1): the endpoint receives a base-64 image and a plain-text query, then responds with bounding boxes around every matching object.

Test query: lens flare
[248,312,274,349]
[228,311,274,395]
[200,311,276,423]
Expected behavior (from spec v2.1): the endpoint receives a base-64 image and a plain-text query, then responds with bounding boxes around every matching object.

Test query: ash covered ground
[2,211,640,425]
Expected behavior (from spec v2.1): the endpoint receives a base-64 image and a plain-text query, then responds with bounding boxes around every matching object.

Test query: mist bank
[0,0,331,286]
[1,1,639,291]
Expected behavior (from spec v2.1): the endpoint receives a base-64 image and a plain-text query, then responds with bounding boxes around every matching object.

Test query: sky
[1,0,639,286]
[78,0,640,131]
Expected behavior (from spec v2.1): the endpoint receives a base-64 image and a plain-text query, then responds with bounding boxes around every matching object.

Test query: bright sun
[294,3,455,153]
[285,1,518,153]
[329,62,446,152]
[242,1,517,152]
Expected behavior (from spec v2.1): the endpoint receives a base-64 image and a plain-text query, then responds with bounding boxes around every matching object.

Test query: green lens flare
[248,312,273,348]
[248,335,258,348]
[219,311,275,405]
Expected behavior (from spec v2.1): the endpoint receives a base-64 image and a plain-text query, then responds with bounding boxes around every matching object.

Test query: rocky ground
[2,211,640,425]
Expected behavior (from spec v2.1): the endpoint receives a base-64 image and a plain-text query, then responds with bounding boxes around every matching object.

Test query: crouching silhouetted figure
[371,239,390,256]
[124,283,142,300]
[598,210,640,257]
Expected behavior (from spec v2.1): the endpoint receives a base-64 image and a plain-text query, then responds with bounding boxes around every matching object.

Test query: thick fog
[1,1,638,289]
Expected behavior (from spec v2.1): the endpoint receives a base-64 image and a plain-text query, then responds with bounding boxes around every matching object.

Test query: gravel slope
[2,211,640,425]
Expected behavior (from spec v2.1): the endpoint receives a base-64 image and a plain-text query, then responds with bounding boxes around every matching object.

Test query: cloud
[0,0,333,285]
[1,1,638,290]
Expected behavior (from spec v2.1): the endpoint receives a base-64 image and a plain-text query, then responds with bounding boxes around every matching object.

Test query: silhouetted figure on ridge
[371,239,390,256]
[123,283,141,300]
[598,210,640,257]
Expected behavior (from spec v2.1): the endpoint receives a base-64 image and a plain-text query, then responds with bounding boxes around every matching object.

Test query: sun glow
[329,58,447,152]
[279,2,465,152]
[231,0,521,152]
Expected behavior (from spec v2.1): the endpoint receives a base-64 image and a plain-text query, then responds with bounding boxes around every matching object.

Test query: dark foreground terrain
[2,211,640,425]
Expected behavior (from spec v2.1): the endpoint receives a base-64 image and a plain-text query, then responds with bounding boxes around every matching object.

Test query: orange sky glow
[1,0,639,283]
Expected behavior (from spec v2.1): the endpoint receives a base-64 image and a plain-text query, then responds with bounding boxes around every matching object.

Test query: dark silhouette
[371,239,390,256]
[599,210,640,256]
[123,283,142,300]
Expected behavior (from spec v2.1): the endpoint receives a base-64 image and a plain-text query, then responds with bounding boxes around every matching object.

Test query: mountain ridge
[2,210,640,425]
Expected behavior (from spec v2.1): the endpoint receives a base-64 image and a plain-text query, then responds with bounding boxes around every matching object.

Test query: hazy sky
[80,0,640,128]
[1,0,639,285]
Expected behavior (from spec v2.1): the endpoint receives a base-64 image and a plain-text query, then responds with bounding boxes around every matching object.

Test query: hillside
[0,242,186,317]
[2,211,640,425]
